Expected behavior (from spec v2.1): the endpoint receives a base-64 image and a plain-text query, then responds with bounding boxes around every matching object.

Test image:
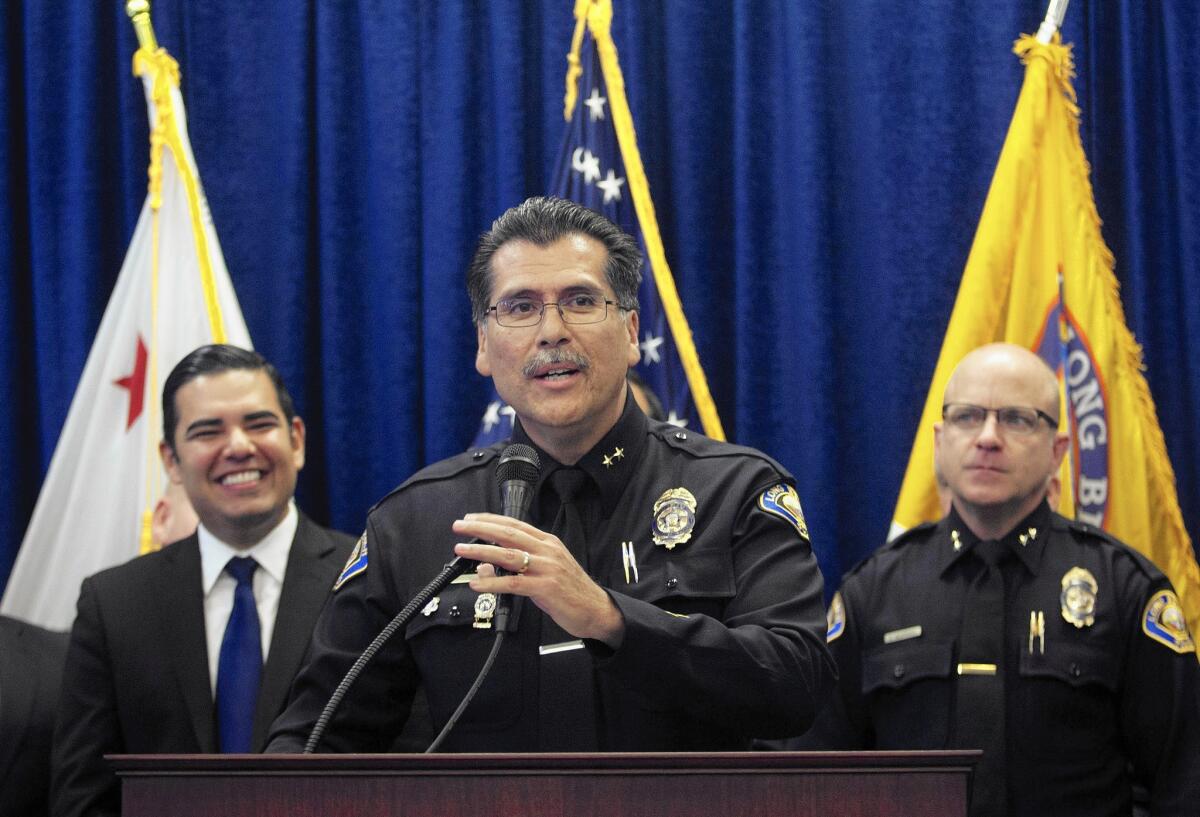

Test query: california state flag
[1,46,251,630]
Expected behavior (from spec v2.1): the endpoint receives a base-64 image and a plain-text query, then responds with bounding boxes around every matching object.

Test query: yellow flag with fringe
[891,34,1200,641]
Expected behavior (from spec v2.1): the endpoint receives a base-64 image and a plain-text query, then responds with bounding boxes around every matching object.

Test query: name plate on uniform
[539,640,585,656]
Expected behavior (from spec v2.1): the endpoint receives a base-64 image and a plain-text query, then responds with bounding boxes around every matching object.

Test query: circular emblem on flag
[1035,305,1110,528]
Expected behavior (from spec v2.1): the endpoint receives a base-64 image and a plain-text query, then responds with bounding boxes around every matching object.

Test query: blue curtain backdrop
[2,1,1197,599]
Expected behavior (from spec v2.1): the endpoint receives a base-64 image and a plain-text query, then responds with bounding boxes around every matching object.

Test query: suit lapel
[157,536,218,752]
[252,515,338,749]
[0,621,36,781]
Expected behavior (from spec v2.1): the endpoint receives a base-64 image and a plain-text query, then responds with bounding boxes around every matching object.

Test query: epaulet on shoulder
[369,444,501,513]
[652,422,786,469]
[888,520,938,547]
[1059,515,1162,575]
[873,520,938,555]
[840,521,938,580]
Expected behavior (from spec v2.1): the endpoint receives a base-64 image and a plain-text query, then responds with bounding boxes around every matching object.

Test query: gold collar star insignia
[602,454,614,467]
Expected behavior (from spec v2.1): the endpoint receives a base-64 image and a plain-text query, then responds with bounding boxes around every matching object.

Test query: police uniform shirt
[799,501,1200,817]
[267,394,834,753]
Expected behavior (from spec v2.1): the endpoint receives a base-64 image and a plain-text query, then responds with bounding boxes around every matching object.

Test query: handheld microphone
[497,443,541,519]
[304,445,542,753]
[494,444,541,632]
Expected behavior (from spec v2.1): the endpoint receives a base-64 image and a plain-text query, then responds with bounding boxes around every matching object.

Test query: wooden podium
[112,751,976,816]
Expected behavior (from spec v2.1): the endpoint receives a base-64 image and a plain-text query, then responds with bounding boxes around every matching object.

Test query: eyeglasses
[941,403,1058,436]
[485,292,620,327]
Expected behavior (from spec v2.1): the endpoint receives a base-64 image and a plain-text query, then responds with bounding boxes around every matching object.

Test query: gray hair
[467,196,642,324]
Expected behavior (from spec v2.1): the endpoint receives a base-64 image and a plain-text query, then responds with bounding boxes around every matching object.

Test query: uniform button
[666,577,679,589]
[674,432,688,441]
[893,664,905,679]
[1070,663,1081,678]
[472,451,485,460]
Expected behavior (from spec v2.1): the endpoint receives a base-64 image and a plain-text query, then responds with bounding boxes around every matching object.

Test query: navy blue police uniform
[793,501,1199,817]
[268,395,834,752]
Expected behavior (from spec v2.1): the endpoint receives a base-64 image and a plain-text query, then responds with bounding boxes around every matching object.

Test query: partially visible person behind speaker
[626,368,665,422]
[0,615,68,817]
[789,343,1199,817]
[268,196,833,753]
[52,345,355,817]
[151,477,199,547]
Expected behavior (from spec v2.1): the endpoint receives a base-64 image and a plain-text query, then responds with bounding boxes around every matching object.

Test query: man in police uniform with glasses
[791,343,1198,817]
[268,196,833,753]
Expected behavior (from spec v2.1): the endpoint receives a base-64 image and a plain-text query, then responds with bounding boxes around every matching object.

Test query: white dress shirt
[198,502,298,696]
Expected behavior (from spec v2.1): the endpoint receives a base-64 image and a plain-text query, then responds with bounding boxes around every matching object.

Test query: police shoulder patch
[334,531,369,591]
[1141,589,1195,654]
[826,591,845,643]
[758,483,809,540]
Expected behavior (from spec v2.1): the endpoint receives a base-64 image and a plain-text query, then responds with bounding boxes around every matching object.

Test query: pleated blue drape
[2,1,1197,595]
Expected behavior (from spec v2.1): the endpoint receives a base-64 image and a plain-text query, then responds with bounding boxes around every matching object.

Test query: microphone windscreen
[496,444,540,487]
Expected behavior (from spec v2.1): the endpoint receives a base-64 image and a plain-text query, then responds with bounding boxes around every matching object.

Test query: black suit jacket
[0,616,69,817]
[51,514,354,817]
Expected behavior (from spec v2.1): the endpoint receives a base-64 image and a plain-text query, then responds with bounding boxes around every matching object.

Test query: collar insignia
[602,446,626,468]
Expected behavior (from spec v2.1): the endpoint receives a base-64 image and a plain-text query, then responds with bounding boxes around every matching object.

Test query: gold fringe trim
[585,0,725,439]
[563,0,590,120]
[132,46,230,553]
[1016,34,1200,645]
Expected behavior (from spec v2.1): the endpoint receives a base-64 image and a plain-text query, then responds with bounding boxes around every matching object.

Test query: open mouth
[535,367,580,381]
[220,469,263,487]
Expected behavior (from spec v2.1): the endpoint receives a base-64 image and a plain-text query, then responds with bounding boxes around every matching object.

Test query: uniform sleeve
[1116,576,1200,813]
[265,517,420,753]
[594,480,836,739]
[52,577,123,817]
[784,584,872,749]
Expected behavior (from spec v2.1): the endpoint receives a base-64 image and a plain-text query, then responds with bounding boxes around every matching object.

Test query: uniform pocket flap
[629,549,736,605]
[1018,640,1118,691]
[863,640,954,694]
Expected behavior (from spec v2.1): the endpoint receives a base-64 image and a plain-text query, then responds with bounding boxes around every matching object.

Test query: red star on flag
[113,335,148,431]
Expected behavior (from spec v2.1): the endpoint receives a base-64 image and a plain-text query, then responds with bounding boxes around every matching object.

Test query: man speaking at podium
[268,197,833,752]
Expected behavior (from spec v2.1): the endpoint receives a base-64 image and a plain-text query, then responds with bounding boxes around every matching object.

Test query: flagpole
[126,0,159,51]
[1036,0,1070,43]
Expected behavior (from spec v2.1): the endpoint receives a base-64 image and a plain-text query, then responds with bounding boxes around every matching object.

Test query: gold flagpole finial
[126,1,159,52]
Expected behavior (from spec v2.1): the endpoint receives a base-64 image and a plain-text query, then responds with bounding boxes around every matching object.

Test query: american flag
[472,8,720,447]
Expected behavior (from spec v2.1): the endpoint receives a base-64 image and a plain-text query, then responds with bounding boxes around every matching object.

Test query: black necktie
[955,539,1008,817]
[216,556,262,753]
[538,468,598,750]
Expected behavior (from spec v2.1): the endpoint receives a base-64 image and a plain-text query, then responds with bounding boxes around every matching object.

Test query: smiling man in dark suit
[52,344,355,817]
[0,615,68,817]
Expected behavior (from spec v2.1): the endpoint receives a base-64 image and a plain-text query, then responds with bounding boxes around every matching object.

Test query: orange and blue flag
[891,33,1200,641]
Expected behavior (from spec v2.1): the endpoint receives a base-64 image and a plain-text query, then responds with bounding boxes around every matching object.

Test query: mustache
[522,348,590,378]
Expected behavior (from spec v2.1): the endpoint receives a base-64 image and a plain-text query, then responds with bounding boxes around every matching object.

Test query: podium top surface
[111,750,979,776]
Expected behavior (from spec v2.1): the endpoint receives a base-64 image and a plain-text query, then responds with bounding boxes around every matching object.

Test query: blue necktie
[216,556,262,753]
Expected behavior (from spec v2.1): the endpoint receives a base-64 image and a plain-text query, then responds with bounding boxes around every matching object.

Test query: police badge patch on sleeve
[1141,589,1196,654]
[758,484,809,539]
[826,591,845,643]
[333,531,369,591]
